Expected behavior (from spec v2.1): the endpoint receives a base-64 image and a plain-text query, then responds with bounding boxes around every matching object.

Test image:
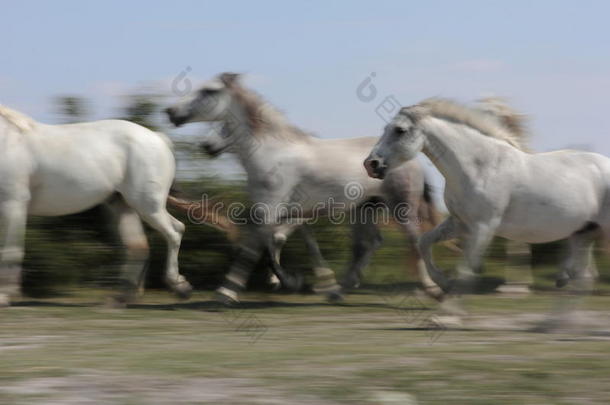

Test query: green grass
[1,288,610,404]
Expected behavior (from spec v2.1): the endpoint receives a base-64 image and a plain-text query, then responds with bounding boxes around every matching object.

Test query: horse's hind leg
[104,198,150,303]
[0,199,27,307]
[129,199,191,299]
[536,227,598,332]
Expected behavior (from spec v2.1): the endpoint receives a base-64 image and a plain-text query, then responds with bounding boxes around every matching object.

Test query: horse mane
[476,97,529,148]
[404,98,526,150]
[0,105,36,133]
[225,79,312,142]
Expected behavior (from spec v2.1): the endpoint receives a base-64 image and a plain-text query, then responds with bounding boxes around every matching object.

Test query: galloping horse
[365,98,609,325]
[166,73,443,304]
[0,106,192,306]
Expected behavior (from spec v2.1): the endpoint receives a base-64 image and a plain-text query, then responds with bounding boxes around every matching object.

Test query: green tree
[54,95,89,123]
[122,93,161,130]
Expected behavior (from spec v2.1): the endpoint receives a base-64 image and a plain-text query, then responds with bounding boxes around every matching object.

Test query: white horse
[365,98,609,325]
[165,73,444,304]
[0,106,192,306]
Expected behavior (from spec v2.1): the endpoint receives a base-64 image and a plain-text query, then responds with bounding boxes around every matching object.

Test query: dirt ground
[1,289,610,404]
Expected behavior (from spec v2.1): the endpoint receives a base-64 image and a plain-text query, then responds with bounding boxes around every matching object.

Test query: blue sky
[2,0,610,157]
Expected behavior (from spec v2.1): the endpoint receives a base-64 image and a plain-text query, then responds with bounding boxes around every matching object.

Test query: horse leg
[342,212,382,290]
[0,199,28,307]
[104,198,150,304]
[437,219,498,319]
[298,225,342,300]
[216,225,266,305]
[418,217,461,293]
[267,222,301,290]
[399,220,444,301]
[556,224,600,287]
[266,230,285,290]
[133,204,191,299]
[536,228,598,332]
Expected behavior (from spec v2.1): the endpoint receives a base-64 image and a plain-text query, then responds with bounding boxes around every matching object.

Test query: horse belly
[497,198,597,243]
[28,175,117,216]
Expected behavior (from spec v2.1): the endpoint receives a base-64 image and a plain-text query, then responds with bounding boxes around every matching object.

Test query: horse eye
[395,127,407,135]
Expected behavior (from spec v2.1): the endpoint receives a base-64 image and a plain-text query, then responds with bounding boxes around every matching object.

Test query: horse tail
[166,192,240,243]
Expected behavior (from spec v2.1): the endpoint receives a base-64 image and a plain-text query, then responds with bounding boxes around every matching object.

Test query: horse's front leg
[0,199,28,307]
[418,217,460,293]
[431,218,498,321]
[215,200,299,305]
[266,223,304,292]
[450,219,500,295]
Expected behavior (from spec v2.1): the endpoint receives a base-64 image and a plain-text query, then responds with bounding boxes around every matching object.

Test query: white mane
[228,83,313,142]
[404,98,526,150]
[0,105,36,133]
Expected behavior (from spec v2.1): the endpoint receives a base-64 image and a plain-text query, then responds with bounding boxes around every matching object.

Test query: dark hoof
[444,276,475,295]
[341,277,361,290]
[215,288,239,307]
[326,290,345,303]
[282,272,304,292]
[173,281,193,300]
[105,295,131,308]
[114,280,138,305]
[556,278,569,288]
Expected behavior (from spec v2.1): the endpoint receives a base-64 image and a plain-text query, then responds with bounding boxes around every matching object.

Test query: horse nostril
[164,107,174,116]
[370,159,380,169]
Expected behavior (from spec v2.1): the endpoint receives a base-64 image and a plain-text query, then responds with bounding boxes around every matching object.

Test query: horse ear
[219,72,241,87]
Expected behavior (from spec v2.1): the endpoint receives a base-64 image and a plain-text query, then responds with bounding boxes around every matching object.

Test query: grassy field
[2,287,610,405]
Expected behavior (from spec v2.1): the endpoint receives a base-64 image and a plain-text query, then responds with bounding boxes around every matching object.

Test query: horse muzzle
[164,107,188,127]
[200,142,226,158]
[364,158,387,179]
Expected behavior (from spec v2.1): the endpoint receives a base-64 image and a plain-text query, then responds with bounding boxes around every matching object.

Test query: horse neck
[420,117,511,190]
[222,97,309,172]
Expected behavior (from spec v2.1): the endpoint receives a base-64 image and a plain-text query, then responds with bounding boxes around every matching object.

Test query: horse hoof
[173,281,193,300]
[556,278,569,288]
[423,286,445,302]
[0,294,10,308]
[105,295,129,309]
[341,277,361,290]
[215,288,240,307]
[284,272,304,292]
[326,290,345,303]
[268,277,282,291]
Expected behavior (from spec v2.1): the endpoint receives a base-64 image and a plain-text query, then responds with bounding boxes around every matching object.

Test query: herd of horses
[1,72,607,329]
